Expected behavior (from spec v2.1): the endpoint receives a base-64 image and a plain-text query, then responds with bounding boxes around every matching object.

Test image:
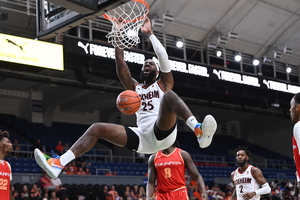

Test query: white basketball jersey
[233,165,260,200]
[135,81,165,130]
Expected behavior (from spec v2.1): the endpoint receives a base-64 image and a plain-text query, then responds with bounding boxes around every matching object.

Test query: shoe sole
[199,115,217,148]
[34,148,58,179]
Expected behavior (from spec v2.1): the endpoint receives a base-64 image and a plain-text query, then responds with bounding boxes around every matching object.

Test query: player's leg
[156,90,217,148]
[34,123,130,178]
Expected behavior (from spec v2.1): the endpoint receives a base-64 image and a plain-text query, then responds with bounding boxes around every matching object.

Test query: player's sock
[60,150,76,166]
[186,116,198,130]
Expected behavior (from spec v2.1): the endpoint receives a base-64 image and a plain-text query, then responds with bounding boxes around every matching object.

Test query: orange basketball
[116,90,141,115]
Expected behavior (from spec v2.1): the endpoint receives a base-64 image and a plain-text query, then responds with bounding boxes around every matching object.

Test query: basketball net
[103,0,149,49]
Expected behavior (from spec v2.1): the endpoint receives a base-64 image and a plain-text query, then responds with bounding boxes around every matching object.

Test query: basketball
[116,90,141,115]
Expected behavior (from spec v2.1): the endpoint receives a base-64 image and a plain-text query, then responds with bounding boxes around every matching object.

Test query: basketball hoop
[103,0,149,49]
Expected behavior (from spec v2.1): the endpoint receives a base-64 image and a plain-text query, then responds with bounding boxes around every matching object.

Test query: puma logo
[78,41,89,54]
[6,39,28,53]
[213,69,221,79]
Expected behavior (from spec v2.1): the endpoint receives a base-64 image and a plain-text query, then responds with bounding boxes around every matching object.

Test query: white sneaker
[34,148,63,179]
[197,115,217,148]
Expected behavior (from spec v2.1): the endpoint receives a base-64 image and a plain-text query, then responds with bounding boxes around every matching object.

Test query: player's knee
[88,123,107,136]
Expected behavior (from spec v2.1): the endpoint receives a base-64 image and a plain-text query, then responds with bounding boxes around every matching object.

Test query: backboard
[36,0,131,40]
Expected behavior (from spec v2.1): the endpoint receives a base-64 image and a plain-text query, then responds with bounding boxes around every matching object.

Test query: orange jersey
[0,160,12,200]
[154,147,186,193]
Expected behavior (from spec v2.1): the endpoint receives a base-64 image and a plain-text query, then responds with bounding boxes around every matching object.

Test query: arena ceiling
[0,0,299,120]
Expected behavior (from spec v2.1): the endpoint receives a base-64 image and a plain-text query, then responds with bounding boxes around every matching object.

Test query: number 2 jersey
[0,160,12,200]
[135,81,165,130]
[154,147,186,193]
[232,164,260,200]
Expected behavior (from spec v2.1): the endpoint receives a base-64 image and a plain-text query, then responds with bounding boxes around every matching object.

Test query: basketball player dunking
[0,130,13,200]
[289,92,300,185]
[34,17,217,179]
[230,147,270,200]
[147,144,207,200]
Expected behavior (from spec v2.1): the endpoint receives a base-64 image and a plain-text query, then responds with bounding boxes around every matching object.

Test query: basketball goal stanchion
[102,0,149,49]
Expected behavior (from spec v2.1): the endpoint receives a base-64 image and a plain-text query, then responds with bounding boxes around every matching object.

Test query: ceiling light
[271,103,280,108]
[152,19,164,27]
[216,50,222,57]
[234,54,242,62]
[284,46,292,54]
[253,59,260,66]
[218,36,227,45]
[176,40,183,48]
[228,32,238,39]
[163,13,174,22]
[274,51,282,59]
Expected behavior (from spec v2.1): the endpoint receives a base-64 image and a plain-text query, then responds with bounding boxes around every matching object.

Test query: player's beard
[140,70,156,82]
[238,159,247,167]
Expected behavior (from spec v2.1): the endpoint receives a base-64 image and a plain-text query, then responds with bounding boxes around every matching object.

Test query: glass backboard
[36,0,130,40]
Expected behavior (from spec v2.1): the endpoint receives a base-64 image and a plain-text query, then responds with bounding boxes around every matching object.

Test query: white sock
[60,150,75,166]
[186,116,199,130]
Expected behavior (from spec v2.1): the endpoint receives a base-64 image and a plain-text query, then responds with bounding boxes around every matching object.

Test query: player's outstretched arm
[115,47,138,90]
[146,155,156,200]
[182,150,207,200]
[141,17,174,91]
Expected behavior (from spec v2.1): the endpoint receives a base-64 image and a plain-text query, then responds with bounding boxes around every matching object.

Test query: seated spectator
[75,155,86,169]
[101,185,110,200]
[28,190,38,200]
[123,191,133,200]
[76,167,86,175]
[193,187,202,200]
[84,168,91,175]
[42,192,49,200]
[108,185,121,200]
[225,191,232,200]
[63,142,70,153]
[12,191,21,200]
[51,177,63,190]
[70,161,78,173]
[105,170,113,176]
[64,164,75,175]
[33,139,43,151]
[124,185,131,193]
[12,139,21,157]
[132,185,139,199]
[22,184,30,198]
[49,191,59,200]
[40,172,58,193]
[30,183,42,199]
[55,140,64,155]
[138,186,146,200]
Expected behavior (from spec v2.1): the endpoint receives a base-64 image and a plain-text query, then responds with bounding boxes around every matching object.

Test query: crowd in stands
[185,174,298,200]
[11,175,299,200]
[61,158,92,175]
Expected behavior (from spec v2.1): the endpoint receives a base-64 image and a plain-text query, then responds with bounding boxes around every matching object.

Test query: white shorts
[129,121,177,154]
